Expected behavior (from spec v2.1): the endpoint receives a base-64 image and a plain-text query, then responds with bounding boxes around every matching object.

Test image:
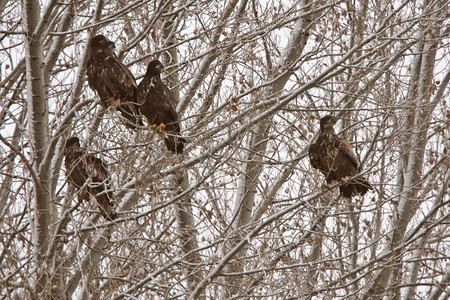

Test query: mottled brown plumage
[309,115,372,198]
[137,60,185,154]
[86,35,143,129]
[64,137,116,220]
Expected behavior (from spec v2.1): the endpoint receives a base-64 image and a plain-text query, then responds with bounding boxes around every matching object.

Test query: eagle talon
[321,183,331,190]
[111,98,121,107]
[105,97,121,107]
[157,123,166,132]
[149,123,165,132]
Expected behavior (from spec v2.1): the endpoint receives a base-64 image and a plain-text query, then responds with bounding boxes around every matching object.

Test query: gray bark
[23,0,50,296]
[364,2,448,296]
[224,0,316,296]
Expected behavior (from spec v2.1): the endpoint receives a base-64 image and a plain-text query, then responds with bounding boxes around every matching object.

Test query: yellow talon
[106,97,121,107]
[111,98,121,106]
[156,123,166,132]
[149,123,166,132]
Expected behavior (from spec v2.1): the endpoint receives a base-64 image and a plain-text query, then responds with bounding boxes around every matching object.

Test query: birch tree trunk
[364,1,448,296]
[23,0,50,296]
[224,0,319,296]
[159,5,204,296]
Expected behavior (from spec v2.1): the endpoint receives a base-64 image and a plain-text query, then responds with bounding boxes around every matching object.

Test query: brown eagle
[64,137,116,220]
[86,34,143,129]
[309,115,372,198]
[137,60,185,154]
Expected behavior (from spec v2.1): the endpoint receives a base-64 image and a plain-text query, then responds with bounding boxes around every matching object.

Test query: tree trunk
[364,2,447,296]
[224,0,317,296]
[23,0,50,296]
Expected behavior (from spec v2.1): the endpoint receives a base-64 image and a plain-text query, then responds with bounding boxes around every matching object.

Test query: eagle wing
[336,138,372,198]
[335,136,359,169]
[153,77,179,128]
[87,57,110,102]
[87,55,136,98]
[65,147,88,188]
[87,54,143,128]
[139,76,178,128]
[102,56,137,100]
[308,143,322,170]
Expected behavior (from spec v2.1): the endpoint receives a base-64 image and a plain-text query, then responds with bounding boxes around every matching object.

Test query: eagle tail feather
[340,177,372,198]
[96,192,117,221]
[164,136,185,154]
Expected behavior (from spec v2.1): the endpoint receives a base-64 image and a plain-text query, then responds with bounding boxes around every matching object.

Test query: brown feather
[308,116,372,198]
[86,35,143,129]
[64,137,117,220]
[137,60,185,154]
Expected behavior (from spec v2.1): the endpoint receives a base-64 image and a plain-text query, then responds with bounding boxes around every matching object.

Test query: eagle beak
[107,42,115,49]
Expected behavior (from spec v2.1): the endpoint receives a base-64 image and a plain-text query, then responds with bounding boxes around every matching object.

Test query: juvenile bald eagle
[86,34,143,129]
[309,115,372,198]
[64,137,116,220]
[137,60,185,154]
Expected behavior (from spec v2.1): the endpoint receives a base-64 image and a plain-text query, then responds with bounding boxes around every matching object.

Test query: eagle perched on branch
[309,115,372,198]
[64,137,117,220]
[86,34,143,129]
[137,60,185,154]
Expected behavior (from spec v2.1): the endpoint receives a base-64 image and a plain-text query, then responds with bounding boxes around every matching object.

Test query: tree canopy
[0,0,449,298]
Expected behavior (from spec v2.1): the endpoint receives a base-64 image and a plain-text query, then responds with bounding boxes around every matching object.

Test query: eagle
[309,115,372,198]
[137,59,185,154]
[86,34,143,129]
[64,137,117,220]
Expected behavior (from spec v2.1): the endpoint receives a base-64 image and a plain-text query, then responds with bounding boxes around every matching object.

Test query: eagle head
[90,35,115,55]
[145,59,165,76]
[320,115,337,131]
[66,136,81,148]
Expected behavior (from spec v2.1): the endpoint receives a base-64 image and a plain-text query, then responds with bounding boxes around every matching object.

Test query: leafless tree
[0,0,448,299]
